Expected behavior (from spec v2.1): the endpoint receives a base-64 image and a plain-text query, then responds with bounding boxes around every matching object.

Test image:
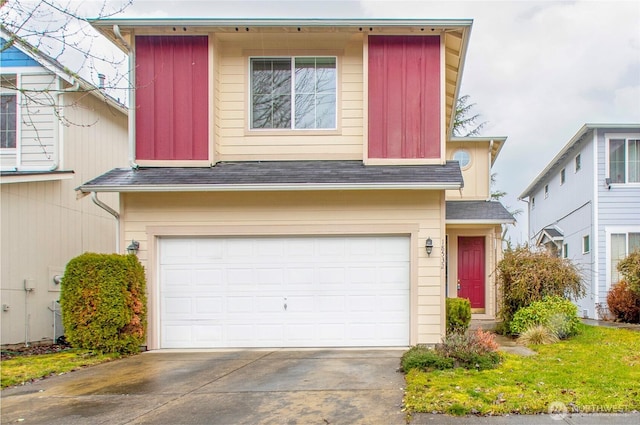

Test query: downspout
[91,192,121,253]
[486,139,494,201]
[50,78,81,171]
[113,25,138,169]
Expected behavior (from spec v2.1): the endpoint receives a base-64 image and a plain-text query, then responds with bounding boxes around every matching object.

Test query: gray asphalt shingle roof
[78,160,464,192]
[446,200,515,223]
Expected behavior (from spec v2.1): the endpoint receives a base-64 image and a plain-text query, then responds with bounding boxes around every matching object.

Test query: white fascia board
[80,182,463,193]
[91,18,473,28]
[0,171,74,184]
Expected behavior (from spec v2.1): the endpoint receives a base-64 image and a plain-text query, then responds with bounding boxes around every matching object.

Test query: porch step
[469,319,498,331]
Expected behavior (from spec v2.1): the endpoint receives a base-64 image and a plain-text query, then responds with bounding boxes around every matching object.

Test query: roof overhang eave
[446,219,516,225]
[78,182,463,193]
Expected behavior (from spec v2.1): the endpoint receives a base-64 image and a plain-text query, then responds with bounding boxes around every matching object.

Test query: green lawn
[404,324,640,416]
[1,350,120,389]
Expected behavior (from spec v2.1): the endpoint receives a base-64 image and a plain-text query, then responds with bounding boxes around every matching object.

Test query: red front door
[458,237,485,309]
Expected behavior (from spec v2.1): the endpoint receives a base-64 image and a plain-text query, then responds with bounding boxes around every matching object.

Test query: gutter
[91,192,121,253]
[79,182,464,193]
[113,24,138,170]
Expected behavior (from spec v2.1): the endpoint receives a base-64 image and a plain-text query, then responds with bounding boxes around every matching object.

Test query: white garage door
[159,236,410,348]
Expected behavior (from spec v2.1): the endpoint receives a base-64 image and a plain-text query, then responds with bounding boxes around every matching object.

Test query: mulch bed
[1,343,71,360]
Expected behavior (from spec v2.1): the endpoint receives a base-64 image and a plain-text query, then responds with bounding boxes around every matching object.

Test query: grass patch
[404,324,640,415]
[1,349,120,389]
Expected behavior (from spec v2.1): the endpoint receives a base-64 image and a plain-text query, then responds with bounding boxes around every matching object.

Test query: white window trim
[604,132,640,186]
[248,55,338,131]
[605,226,640,291]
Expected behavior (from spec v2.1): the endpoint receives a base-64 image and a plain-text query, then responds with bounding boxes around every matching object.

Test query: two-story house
[519,124,640,319]
[1,28,128,346]
[80,18,514,350]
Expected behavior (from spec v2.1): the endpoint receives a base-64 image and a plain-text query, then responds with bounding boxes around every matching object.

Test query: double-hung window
[608,135,640,184]
[250,57,336,130]
[1,93,17,149]
[610,232,640,285]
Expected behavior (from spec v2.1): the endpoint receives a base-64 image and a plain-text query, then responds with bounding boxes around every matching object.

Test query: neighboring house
[80,18,514,350]
[519,124,640,319]
[0,28,128,346]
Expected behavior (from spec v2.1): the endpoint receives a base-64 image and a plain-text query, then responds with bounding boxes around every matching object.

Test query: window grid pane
[609,139,626,183]
[251,59,292,129]
[1,94,17,149]
[611,234,626,285]
[293,57,336,129]
[629,139,640,183]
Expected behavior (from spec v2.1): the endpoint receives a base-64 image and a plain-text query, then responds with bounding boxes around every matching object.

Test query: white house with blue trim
[1,29,128,346]
[519,124,640,319]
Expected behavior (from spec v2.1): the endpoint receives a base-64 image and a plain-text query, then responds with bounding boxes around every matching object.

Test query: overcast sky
[10,0,638,243]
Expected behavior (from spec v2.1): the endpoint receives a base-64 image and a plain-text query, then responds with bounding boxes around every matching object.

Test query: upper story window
[560,168,566,185]
[452,149,471,169]
[544,184,549,198]
[250,57,337,130]
[575,154,581,172]
[608,136,640,184]
[0,93,17,149]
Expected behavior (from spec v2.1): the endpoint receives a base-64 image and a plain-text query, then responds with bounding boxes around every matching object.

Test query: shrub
[446,298,471,335]
[497,247,584,331]
[516,325,559,346]
[436,328,501,370]
[401,346,454,372]
[60,253,147,354]
[617,250,640,296]
[401,329,501,372]
[509,296,581,339]
[607,280,640,323]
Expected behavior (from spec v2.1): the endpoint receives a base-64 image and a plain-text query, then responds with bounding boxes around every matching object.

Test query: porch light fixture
[425,237,433,256]
[127,240,140,255]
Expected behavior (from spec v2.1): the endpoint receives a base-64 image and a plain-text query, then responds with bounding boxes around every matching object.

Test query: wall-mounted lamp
[53,275,62,285]
[605,178,612,190]
[127,240,140,255]
[425,237,433,256]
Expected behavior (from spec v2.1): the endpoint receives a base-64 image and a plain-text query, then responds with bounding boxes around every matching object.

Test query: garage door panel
[160,236,409,348]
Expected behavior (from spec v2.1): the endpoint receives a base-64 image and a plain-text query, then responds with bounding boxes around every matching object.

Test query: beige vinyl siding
[214,32,364,161]
[18,73,59,169]
[0,90,127,345]
[120,189,445,348]
[445,142,491,200]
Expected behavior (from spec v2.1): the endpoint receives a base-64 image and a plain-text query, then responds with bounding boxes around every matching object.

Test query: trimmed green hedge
[446,297,471,335]
[60,253,147,354]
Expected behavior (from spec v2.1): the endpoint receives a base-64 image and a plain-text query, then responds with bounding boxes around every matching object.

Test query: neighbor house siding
[120,189,445,349]
[18,73,59,169]
[0,91,127,345]
[215,32,364,161]
[135,35,209,161]
[368,35,440,159]
[596,127,640,301]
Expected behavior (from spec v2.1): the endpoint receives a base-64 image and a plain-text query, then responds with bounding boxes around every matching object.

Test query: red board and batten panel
[135,36,209,161]
[368,36,440,159]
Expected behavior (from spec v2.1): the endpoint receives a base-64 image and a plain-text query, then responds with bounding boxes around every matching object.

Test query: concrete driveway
[1,349,407,425]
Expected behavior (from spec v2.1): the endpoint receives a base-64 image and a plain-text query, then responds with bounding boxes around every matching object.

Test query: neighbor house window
[563,243,568,258]
[0,94,16,149]
[544,184,549,198]
[250,57,336,130]
[575,154,581,172]
[608,136,640,184]
[610,232,640,285]
[531,197,535,209]
[583,235,590,254]
[560,168,566,185]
